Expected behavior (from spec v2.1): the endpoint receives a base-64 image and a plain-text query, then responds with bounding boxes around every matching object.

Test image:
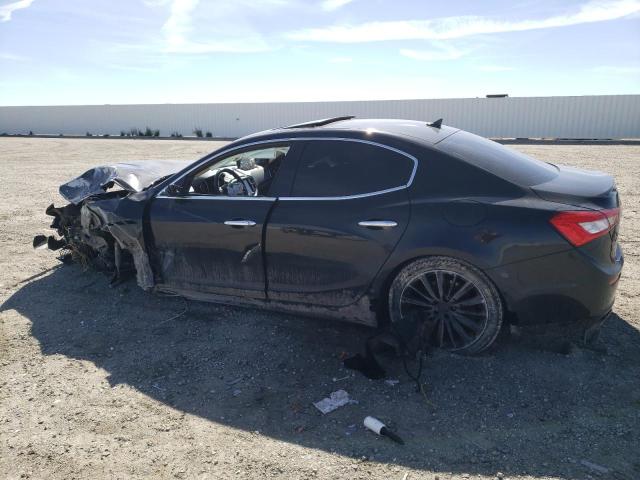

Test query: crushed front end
[34,191,154,288]
[33,161,186,289]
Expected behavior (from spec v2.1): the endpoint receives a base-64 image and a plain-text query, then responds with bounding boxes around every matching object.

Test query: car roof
[239,118,460,147]
[316,118,459,145]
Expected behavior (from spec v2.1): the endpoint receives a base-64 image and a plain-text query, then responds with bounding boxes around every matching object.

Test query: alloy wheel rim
[399,269,489,351]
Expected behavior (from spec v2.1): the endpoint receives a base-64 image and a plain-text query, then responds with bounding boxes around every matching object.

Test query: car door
[148,142,298,299]
[265,138,416,307]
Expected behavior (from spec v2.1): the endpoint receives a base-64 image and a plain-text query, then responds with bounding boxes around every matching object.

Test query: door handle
[358,220,398,229]
[224,220,257,227]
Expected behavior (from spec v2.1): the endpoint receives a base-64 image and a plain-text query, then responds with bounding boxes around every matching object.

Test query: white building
[1,94,638,139]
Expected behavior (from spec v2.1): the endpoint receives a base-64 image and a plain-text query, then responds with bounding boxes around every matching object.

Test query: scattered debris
[363,416,404,445]
[157,297,189,326]
[344,332,400,379]
[344,351,385,379]
[345,424,357,436]
[580,459,610,474]
[313,390,357,414]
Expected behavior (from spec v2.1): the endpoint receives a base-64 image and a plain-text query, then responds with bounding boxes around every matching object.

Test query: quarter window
[438,131,558,186]
[291,140,414,197]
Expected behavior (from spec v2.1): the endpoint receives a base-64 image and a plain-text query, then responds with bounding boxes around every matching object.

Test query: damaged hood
[60,160,190,204]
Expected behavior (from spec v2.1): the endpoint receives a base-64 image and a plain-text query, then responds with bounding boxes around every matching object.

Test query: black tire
[388,256,503,355]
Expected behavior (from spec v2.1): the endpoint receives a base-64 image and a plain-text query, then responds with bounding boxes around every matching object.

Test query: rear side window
[438,131,558,186]
[291,140,414,197]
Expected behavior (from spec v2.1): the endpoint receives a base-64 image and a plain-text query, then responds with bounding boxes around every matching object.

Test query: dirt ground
[1,138,639,480]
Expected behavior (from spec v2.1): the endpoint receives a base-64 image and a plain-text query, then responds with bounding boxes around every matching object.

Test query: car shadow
[2,265,640,479]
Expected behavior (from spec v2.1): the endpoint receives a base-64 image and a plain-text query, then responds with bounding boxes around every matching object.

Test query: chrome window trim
[281,184,407,201]
[156,137,418,201]
[156,195,276,201]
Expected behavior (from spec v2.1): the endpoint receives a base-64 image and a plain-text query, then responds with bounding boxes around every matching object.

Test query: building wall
[0,95,638,139]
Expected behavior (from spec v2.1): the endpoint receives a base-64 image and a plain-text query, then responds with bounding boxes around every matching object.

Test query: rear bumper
[487,245,623,329]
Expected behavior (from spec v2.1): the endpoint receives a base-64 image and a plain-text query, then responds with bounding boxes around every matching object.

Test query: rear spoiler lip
[530,165,617,210]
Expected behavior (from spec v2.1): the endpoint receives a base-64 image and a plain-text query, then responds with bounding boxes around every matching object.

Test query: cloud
[0,0,34,22]
[105,63,159,73]
[478,65,515,72]
[400,44,468,61]
[160,0,273,53]
[0,52,28,61]
[288,0,640,42]
[328,56,353,63]
[162,0,199,50]
[321,0,354,11]
[163,37,270,53]
[592,65,640,74]
[142,0,171,6]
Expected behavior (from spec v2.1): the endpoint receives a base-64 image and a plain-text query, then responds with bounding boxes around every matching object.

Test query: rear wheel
[388,257,503,355]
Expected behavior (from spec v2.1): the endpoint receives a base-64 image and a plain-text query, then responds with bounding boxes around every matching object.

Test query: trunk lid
[531,164,619,210]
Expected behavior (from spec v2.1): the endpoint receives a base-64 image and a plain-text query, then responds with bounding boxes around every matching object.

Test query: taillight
[550,208,620,247]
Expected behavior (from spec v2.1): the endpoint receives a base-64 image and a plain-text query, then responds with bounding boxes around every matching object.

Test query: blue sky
[0,0,638,105]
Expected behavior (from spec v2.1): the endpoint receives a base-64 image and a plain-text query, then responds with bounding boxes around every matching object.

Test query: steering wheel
[215,168,251,196]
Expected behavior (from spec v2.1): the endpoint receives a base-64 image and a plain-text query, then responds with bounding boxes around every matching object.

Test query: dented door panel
[149,196,275,298]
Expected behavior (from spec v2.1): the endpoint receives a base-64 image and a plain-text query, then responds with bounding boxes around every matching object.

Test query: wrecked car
[36,117,623,354]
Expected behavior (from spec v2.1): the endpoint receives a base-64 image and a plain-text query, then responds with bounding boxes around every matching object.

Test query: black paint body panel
[149,196,274,298]
[265,189,410,306]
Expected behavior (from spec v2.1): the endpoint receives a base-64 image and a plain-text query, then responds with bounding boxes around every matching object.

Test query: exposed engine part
[35,200,136,285]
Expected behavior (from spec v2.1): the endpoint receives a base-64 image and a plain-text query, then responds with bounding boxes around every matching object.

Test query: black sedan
[36,117,623,354]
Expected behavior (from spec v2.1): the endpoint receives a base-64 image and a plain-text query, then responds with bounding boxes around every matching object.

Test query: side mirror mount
[166,181,187,196]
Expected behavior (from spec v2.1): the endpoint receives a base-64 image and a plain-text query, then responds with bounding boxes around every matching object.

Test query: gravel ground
[1,138,639,480]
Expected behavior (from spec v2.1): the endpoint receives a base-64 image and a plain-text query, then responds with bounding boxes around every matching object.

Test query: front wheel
[388,256,503,355]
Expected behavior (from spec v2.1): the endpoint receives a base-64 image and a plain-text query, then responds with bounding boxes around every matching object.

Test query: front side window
[291,140,414,197]
[188,145,290,196]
